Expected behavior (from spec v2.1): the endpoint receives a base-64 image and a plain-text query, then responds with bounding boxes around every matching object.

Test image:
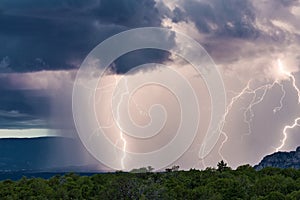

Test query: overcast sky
[1,0,300,169]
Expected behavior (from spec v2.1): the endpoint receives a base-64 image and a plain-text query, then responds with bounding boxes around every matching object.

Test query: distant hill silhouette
[255,147,300,170]
[0,137,99,172]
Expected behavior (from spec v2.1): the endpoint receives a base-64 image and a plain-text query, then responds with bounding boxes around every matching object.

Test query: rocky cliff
[254,147,300,170]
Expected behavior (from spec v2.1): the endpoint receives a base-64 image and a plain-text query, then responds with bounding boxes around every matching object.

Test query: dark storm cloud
[0,0,164,73]
[0,110,47,129]
[275,0,299,7]
[0,89,50,129]
[112,49,171,74]
[172,0,259,38]
[0,69,77,130]
[91,0,162,27]
[0,57,12,73]
[0,11,121,72]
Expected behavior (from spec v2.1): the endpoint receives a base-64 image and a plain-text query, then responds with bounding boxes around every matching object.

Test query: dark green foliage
[217,160,230,172]
[1,165,300,199]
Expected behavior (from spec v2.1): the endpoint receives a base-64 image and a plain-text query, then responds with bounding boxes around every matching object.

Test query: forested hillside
[1,163,300,199]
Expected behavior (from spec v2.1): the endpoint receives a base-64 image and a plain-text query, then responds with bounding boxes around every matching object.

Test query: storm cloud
[0,0,164,72]
[1,0,300,170]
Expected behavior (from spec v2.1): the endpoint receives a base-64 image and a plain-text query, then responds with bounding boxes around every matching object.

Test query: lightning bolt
[218,58,300,161]
[113,75,150,169]
[275,59,300,151]
[242,81,279,139]
[91,74,129,170]
[218,81,282,160]
[94,73,149,170]
[273,83,286,113]
[218,80,252,162]
[115,75,129,170]
[277,59,300,103]
[275,117,300,151]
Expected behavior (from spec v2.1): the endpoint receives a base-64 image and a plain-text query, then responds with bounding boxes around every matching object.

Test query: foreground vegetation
[1,162,300,199]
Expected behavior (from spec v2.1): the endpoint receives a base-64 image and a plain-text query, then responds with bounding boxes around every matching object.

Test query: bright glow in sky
[0,129,59,138]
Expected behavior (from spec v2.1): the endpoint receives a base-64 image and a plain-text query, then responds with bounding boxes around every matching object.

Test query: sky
[1,0,300,170]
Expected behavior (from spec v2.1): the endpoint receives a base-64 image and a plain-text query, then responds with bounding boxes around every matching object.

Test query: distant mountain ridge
[0,137,99,172]
[254,147,300,170]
